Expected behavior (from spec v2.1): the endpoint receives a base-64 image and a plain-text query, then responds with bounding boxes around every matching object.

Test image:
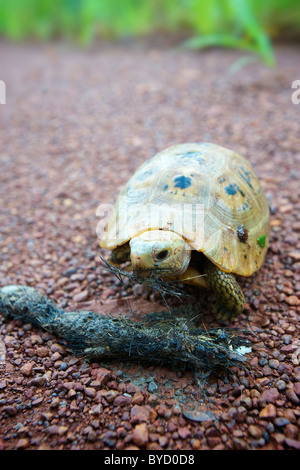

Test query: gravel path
[0,39,299,450]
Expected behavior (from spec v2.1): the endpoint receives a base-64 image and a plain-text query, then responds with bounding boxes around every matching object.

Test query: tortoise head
[129,230,191,277]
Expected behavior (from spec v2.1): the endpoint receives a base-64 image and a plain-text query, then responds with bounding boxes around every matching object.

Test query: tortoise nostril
[156,249,168,261]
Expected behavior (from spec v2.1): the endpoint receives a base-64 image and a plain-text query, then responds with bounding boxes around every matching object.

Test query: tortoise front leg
[108,243,131,265]
[203,259,245,320]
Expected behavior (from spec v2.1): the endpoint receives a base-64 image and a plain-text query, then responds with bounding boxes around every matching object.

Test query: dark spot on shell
[244,254,247,259]
[218,177,226,184]
[238,166,253,190]
[225,184,237,195]
[174,175,192,189]
[163,184,168,191]
[240,201,249,211]
[236,185,245,197]
[224,247,228,252]
[225,183,245,197]
[237,225,248,243]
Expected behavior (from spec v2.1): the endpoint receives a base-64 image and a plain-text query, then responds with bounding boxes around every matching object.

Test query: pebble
[20,362,33,376]
[178,427,191,439]
[132,423,149,447]
[248,425,263,439]
[4,405,18,417]
[113,395,132,407]
[286,389,300,405]
[95,368,112,385]
[147,381,158,393]
[262,388,279,403]
[73,290,89,302]
[259,404,277,419]
[28,377,46,387]
[130,405,156,424]
[285,295,300,306]
[84,387,96,398]
[285,439,300,450]
[15,438,30,449]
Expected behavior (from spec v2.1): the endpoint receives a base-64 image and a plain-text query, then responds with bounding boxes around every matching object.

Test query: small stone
[73,290,89,302]
[36,346,49,357]
[0,380,6,390]
[285,438,300,450]
[132,392,144,405]
[293,382,300,396]
[248,425,263,438]
[259,404,277,419]
[132,423,149,447]
[113,395,132,407]
[97,389,119,403]
[178,427,191,439]
[4,405,18,417]
[46,425,59,435]
[87,429,97,442]
[89,404,103,416]
[32,396,43,406]
[126,383,137,394]
[62,381,75,390]
[262,388,279,403]
[183,409,215,423]
[58,426,68,436]
[50,343,65,354]
[84,387,96,398]
[15,438,30,449]
[20,362,33,376]
[269,359,279,369]
[130,405,151,424]
[191,438,201,450]
[90,380,101,390]
[96,368,112,385]
[285,295,300,306]
[67,389,77,399]
[147,381,158,393]
[274,417,290,427]
[286,389,300,405]
[275,380,286,391]
[50,351,61,361]
[284,424,299,439]
[158,436,168,447]
[233,438,250,450]
[49,397,60,409]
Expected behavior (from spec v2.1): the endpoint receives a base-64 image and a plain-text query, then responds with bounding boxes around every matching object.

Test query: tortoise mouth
[132,258,190,279]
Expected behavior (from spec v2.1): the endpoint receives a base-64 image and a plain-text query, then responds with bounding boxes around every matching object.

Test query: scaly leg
[204,259,245,320]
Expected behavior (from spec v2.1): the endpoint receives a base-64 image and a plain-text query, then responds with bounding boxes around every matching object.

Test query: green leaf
[257,235,266,248]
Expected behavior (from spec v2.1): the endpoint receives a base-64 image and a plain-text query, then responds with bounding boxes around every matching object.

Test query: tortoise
[100,143,270,320]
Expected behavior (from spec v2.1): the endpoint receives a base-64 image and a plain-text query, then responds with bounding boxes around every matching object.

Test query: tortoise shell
[100,143,270,276]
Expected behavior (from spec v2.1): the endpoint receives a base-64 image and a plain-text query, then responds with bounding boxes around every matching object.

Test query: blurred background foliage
[0,0,300,65]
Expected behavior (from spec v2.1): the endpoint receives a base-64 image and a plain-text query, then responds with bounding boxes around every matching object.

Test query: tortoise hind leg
[204,259,245,320]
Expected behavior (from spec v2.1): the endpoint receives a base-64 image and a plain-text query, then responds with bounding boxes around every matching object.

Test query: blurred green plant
[0,0,300,64]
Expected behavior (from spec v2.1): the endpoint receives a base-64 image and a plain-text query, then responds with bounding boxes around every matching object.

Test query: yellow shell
[100,143,270,276]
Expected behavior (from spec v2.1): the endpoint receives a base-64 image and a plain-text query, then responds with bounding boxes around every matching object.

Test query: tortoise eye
[156,250,168,261]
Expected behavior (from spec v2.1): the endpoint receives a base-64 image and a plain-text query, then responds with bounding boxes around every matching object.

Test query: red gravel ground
[0,39,299,450]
